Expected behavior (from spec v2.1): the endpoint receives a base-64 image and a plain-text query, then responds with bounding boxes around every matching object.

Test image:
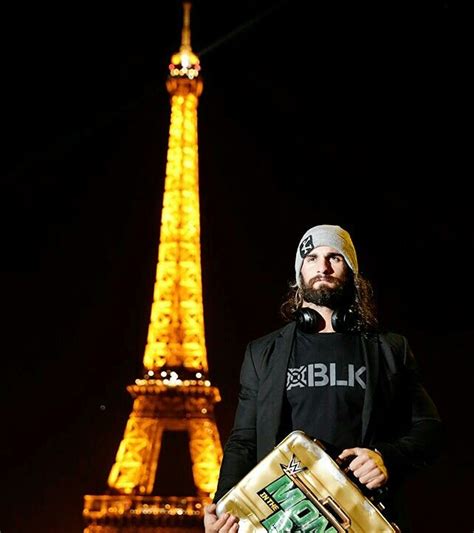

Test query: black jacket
[215,322,442,529]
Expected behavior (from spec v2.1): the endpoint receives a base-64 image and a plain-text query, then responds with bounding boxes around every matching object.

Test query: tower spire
[83,4,223,530]
[180,2,192,51]
[144,0,204,376]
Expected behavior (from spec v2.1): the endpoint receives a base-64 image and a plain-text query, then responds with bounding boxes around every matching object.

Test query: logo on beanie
[299,235,314,258]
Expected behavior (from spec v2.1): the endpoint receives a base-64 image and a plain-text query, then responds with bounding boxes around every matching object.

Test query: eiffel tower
[84,4,223,531]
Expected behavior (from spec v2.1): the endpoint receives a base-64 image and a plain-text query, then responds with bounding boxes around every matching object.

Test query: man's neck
[302,302,335,333]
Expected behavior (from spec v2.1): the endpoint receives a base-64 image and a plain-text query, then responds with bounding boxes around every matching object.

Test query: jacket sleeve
[374,336,443,477]
[213,342,260,502]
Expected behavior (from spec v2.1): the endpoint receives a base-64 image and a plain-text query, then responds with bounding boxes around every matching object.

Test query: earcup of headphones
[295,307,355,333]
[294,308,323,333]
[331,308,356,332]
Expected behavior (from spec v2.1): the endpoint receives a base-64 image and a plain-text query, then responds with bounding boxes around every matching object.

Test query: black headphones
[294,307,356,333]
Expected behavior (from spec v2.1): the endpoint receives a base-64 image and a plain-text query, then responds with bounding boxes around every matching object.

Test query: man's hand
[204,504,239,532]
[338,447,388,489]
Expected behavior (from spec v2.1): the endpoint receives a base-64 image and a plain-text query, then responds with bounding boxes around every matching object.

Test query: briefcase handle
[290,473,351,530]
[320,496,351,529]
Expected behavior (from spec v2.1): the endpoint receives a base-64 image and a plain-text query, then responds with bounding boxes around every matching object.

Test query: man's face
[300,245,351,308]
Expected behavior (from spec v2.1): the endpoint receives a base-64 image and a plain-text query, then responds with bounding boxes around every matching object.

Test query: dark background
[1,1,471,532]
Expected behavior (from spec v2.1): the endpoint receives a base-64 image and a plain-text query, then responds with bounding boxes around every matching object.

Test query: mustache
[307,275,340,285]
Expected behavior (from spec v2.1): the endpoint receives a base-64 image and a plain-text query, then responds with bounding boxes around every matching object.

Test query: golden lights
[104,46,222,506]
[169,50,201,79]
[83,5,223,529]
[143,90,208,373]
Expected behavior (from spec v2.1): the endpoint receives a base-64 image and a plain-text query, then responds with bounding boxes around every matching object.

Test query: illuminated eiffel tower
[83,4,223,531]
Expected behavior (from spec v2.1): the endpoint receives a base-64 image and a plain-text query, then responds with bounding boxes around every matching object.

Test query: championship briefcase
[216,430,400,532]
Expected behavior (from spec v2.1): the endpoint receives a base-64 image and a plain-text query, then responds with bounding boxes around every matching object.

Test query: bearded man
[204,224,442,533]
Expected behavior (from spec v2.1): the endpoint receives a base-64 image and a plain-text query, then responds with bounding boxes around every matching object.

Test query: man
[204,224,442,532]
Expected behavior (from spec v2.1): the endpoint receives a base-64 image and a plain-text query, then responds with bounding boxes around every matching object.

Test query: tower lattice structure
[84,4,223,531]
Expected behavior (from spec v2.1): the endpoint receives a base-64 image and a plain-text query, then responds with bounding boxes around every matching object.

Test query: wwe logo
[299,235,314,257]
[282,454,306,476]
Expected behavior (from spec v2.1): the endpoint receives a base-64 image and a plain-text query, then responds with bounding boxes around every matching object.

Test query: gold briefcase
[216,430,400,532]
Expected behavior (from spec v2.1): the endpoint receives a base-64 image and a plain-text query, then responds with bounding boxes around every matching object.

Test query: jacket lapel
[259,322,296,452]
[360,334,380,444]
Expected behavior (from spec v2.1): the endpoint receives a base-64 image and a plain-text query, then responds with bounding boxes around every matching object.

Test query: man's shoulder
[376,330,409,353]
[248,322,294,352]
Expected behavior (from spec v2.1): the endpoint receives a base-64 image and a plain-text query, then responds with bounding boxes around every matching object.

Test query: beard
[301,276,352,309]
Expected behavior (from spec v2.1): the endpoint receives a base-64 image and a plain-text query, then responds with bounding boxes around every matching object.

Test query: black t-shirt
[284,329,366,451]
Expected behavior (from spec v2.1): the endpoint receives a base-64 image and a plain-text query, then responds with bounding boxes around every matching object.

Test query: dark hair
[280,272,379,332]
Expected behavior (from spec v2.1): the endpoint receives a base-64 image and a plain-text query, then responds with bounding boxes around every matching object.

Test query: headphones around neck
[294,307,356,333]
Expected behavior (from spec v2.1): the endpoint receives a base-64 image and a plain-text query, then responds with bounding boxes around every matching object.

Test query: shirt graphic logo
[287,363,366,390]
[287,365,307,390]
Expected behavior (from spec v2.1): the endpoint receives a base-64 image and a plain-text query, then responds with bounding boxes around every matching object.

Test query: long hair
[280,271,379,333]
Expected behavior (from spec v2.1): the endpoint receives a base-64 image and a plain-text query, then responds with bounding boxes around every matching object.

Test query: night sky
[1,1,471,532]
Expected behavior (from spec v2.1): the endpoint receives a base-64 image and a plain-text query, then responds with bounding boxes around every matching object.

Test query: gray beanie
[295,224,358,287]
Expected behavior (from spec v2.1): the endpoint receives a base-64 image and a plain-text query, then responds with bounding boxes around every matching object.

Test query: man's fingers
[348,456,367,471]
[215,513,230,528]
[208,513,238,533]
[352,457,380,478]
[338,447,359,460]
[340,449,384,471]
[203,504,218,530]
[206,512,239,533]
[219,514,239,532]
[354,462,388,488]
[366,473,386,489]
[357,465,380,483]
[338,448,388,491]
